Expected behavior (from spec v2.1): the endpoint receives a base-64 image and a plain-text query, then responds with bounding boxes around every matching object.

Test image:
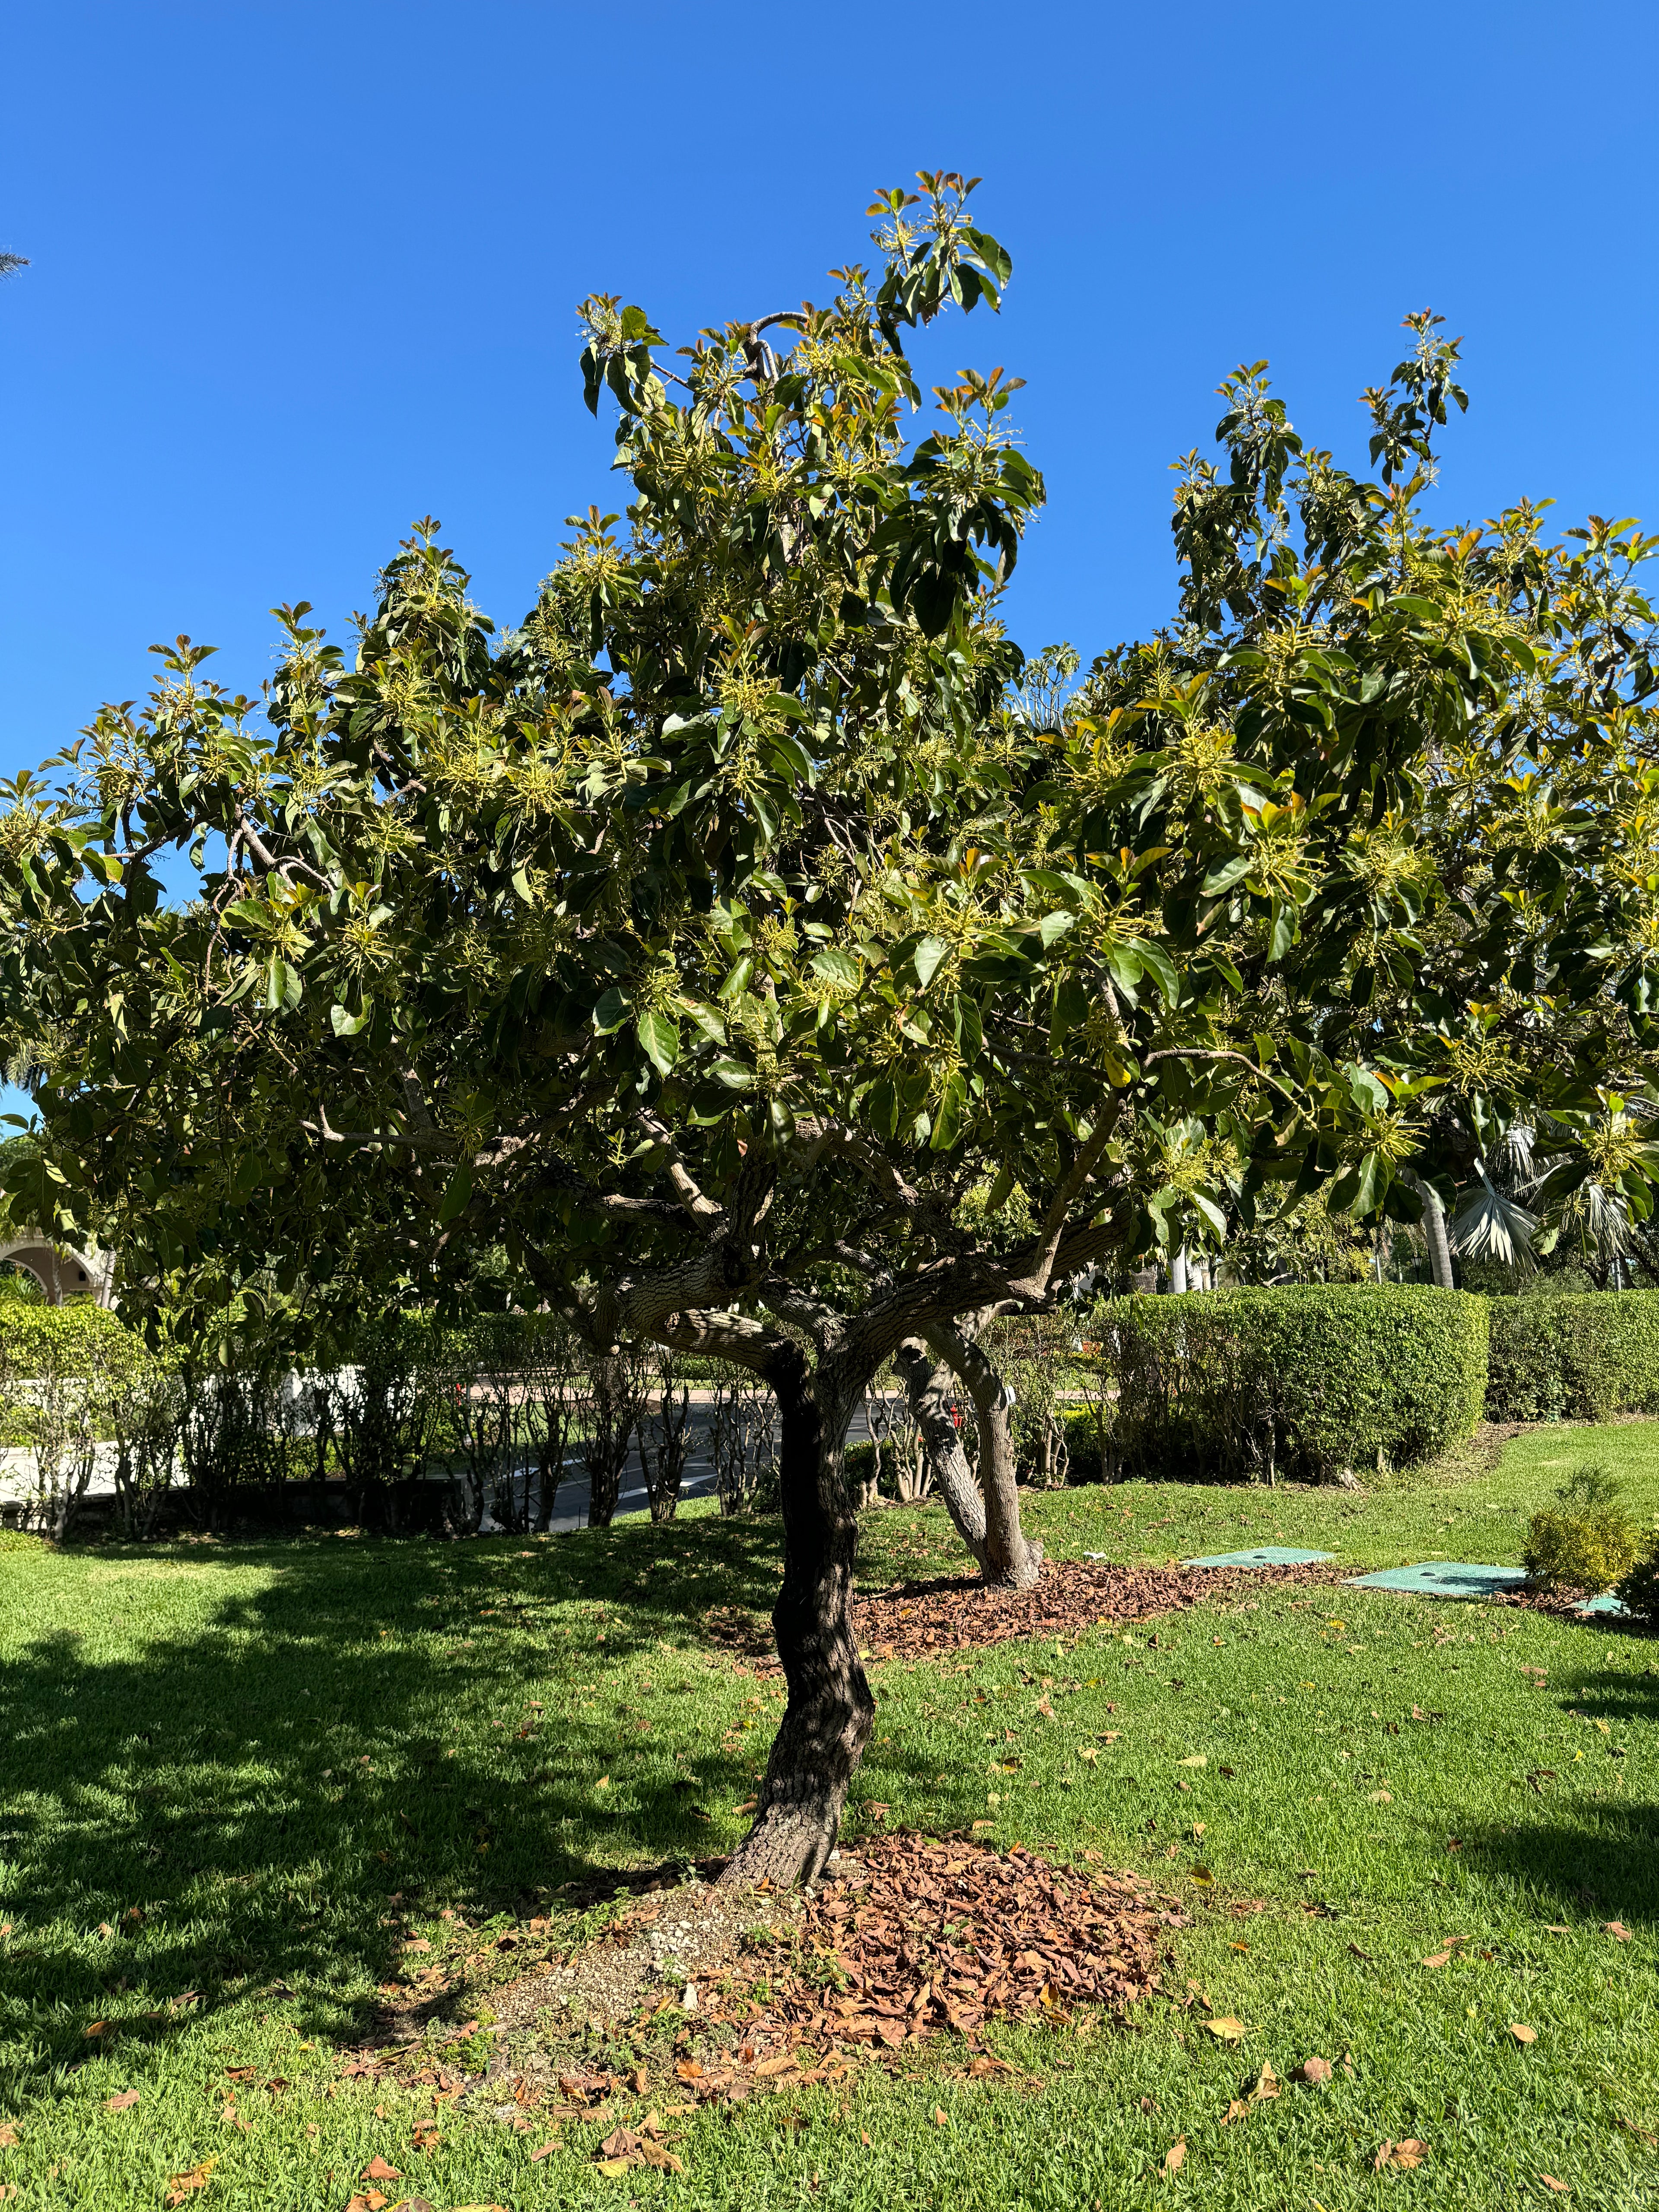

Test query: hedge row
[1486,1292,1659,1422]
[1076,1285,1490,1485]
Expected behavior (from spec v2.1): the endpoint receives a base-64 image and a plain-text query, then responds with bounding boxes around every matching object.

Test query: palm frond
[1450,1169,1540,1275]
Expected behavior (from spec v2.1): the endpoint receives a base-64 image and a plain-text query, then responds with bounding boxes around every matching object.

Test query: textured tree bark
[926,1319,1042,1590]
[721,1346,873,1888]
[893,1335,991,1574]
[583,1354,638,1528]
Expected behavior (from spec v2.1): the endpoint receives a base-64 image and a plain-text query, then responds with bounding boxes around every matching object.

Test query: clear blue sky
[3,0,1657,777]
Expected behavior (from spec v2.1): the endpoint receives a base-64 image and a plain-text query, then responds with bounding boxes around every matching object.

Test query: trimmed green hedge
[1083,1285,1489,1485]
[1486,1292,1659,1423]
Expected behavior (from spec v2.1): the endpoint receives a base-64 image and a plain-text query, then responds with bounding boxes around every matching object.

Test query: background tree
[3,194,1657,1883]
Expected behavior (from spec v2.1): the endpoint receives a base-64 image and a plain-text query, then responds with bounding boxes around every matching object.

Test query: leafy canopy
[2,188,1656,1357]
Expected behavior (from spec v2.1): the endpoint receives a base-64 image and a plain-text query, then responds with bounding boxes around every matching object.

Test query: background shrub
[1486,1292,1659,1423]
[1523,1465,1641,1591]
[1086,1284,1489,1485]
[1615,1547,1659,1624]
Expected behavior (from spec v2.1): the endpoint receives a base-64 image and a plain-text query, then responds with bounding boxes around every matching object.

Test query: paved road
[0,1398,912,1533]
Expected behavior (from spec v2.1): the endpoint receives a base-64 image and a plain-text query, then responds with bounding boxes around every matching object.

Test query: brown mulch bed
[337,1835,1182,2125]
[702,1831,1182,2068]
[709,1557,1348,1672]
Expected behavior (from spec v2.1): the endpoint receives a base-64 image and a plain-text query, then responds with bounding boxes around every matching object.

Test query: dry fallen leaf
[1202,2016,1246,2042]
[362,2158,401,2182]
[104,2090,140,2111]
[1368,1789,1393,1804]
[0,2127,17,2147]
[594,2161,633,2180]
[164,2161,216,2207]
[932,2107,949,2127]
[1604,1921,1633,1942]
[1509,2023,1538,2046]
[1163,2138,1186,2174]
[1294,2056,1333,2085]
[1539,2179,1570,2195]
[1179,1755,1208,1768]
[1374,2139,1427,2171]
[1249,2061,1279,2104]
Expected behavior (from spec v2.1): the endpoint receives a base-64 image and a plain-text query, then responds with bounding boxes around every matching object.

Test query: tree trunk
[583,1354,637,1528]
[1405,1172,1456,1290]
[893,1336,992,1575]
[926,1320,1042,1590]
[721,1347,873,1889]
[1170,1246,1189,1294]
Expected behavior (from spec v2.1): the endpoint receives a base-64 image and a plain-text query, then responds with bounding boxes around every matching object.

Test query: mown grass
[0,1423,1656,2209]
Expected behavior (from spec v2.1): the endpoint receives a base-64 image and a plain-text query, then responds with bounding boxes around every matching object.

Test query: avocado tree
[3,188,1655,1884]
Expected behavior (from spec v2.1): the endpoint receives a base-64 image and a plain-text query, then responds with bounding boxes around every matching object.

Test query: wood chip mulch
[708,1557,1348,1672]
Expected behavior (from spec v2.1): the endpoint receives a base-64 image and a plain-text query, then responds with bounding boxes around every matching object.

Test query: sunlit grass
[0,1424,1655,2207]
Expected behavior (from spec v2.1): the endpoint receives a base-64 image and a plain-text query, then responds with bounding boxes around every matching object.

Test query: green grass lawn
[1,1424,1656,2210]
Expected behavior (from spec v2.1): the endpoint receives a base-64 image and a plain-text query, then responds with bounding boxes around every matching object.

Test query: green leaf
[438,1160,474,1224]
[1137,942,1179,1004]
[592,986,631,1033]
[930,1069,968,1150]
[636,1008,679,1074]
[911,936,951,988]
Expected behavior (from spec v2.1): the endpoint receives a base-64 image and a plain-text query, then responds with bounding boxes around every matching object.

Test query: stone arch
[0,1239,115,1306]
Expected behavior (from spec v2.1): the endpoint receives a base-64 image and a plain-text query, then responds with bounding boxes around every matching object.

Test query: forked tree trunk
[893,1336,992,1575]
[927,1319,1042,1590]
[721,1346,873,1889]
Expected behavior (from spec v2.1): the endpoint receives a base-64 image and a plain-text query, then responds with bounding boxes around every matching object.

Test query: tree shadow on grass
[0,1512,792,2098]
[1454,1645,1659,1930]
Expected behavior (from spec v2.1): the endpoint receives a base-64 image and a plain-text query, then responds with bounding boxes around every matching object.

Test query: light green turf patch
[0,1424,1656,2209]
